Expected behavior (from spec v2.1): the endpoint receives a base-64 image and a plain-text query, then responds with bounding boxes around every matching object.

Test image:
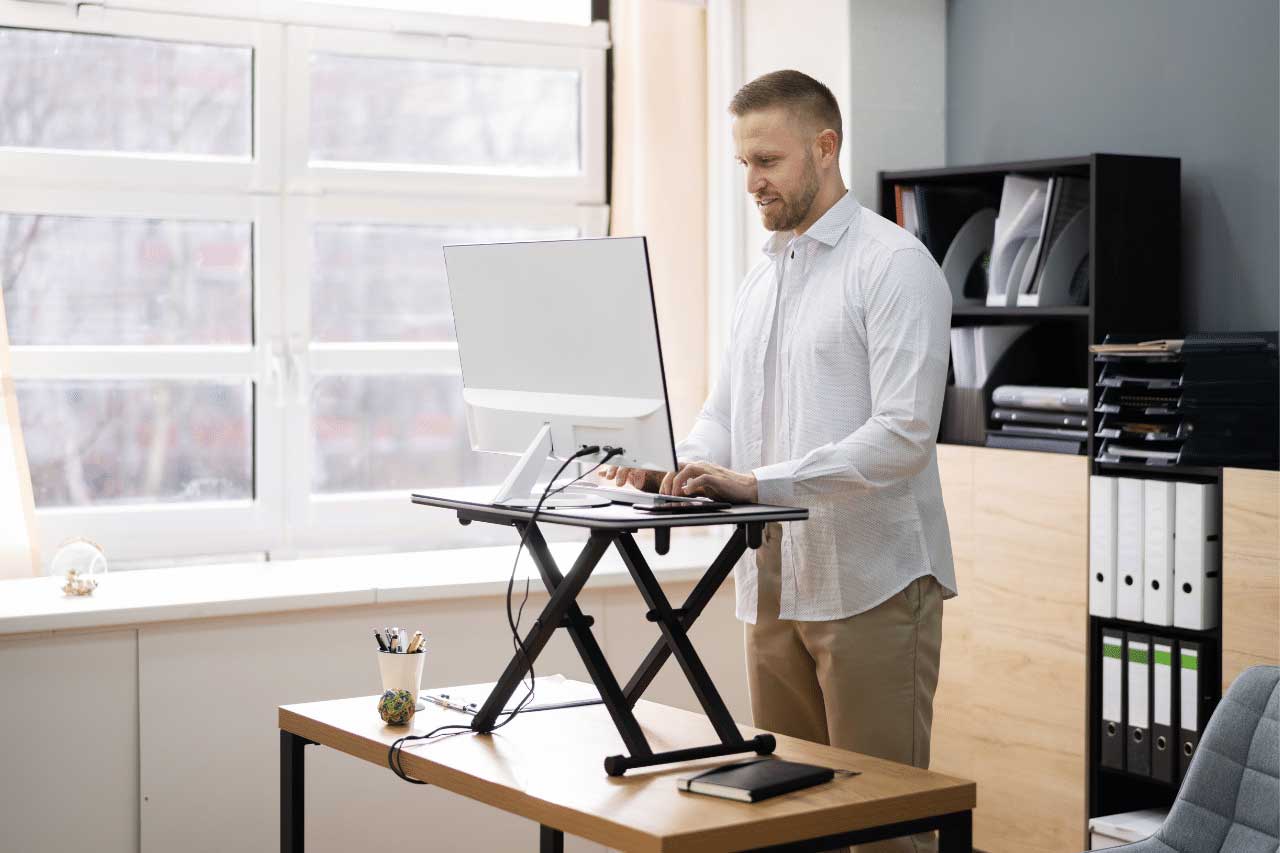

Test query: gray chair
[1109,664,1279,852]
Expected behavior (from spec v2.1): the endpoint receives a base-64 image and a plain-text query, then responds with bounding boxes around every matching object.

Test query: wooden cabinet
[1223,468,1280,689]
[933,445,1087,853]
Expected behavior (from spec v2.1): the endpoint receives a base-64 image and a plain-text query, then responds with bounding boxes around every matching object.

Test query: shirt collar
[761,190,860,258]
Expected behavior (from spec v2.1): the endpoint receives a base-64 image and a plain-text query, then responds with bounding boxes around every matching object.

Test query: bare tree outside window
[310,53,580,173]
[0,27,251,156]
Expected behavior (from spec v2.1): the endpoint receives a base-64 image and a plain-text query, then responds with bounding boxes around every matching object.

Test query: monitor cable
[387,445,624,784]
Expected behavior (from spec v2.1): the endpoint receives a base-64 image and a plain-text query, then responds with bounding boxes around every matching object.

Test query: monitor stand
[492,423,611,509]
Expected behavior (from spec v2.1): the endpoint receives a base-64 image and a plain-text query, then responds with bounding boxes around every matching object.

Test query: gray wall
[946,0,1279,333]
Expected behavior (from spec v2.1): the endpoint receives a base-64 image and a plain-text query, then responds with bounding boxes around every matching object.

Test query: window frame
[0,186,285,563]
[280,195,607,555]
[283,23,606,202]
[0,1,283,192]
[0,0,610,566]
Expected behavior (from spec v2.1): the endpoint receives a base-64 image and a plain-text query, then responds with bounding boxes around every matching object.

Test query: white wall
[0,579,748,852]
[717,0,946,301]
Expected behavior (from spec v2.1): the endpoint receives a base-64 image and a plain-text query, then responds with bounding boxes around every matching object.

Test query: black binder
[1100,628,1126,770]
[1178,640,1218,781]
[1151,637,1177,784]
[1126,633,1152,777]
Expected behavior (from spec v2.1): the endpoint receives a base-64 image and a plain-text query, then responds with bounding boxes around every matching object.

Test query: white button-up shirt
[679,191,957,622]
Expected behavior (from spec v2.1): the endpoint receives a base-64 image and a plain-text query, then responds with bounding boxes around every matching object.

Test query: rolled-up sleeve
[753,247,951,503]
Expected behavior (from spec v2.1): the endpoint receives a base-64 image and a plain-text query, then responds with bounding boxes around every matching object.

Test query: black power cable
[387,444,624,784]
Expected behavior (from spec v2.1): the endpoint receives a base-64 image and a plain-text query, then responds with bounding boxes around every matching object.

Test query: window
[0,0,608,564]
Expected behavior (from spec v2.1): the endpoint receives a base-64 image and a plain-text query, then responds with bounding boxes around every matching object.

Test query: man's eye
[759,158,774,166]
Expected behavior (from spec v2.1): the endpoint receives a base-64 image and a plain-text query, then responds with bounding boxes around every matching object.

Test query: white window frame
[0,1,283,193]
[283,23,606,202]
[279,196,607,555]
[0,186,284,563]
[0,0,610,565]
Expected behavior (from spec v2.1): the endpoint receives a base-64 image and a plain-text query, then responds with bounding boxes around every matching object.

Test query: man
[603,70,954,853]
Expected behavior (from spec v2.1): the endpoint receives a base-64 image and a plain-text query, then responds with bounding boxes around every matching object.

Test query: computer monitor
[442,236,678,508]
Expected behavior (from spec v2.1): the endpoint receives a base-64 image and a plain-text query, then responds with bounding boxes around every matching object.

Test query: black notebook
[676,758,836,803]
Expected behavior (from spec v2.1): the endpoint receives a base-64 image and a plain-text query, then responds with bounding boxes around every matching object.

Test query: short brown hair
[729,70,842,153]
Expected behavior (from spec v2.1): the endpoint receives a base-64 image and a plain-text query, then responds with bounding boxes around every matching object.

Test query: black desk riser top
[411,486,807,530]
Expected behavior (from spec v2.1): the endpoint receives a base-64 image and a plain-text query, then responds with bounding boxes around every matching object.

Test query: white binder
[1089,476,1119,617]
[1116,478,1145,622]
[1174,482,1221,630]
[1143,480,1176,626]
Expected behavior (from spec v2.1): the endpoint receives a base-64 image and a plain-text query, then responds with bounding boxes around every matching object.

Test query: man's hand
[670,461,758,504]
[598,464,665,493]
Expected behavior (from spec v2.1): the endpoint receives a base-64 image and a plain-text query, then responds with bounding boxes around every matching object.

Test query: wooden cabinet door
[970,447,1088,853]
[1223,467,1280,689]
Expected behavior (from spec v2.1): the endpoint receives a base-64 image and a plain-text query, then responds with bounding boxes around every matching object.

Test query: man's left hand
[670,462,758,504]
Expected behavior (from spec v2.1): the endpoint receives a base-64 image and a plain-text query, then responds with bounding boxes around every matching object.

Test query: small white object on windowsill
[51,538,107,597]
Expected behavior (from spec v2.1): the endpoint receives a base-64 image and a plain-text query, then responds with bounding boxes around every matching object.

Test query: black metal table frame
[282,730,972,852]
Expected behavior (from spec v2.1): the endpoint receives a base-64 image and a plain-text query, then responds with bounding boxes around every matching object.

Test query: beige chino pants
[745,523,944,853]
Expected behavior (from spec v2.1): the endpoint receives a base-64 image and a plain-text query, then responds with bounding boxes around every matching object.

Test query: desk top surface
[411,486,808,530]
[280,688,974,853]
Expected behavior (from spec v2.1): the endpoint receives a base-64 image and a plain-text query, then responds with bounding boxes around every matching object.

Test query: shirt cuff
[752,461,795,505]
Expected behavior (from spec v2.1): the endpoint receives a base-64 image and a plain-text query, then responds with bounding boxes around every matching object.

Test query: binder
[1126,633,1151,776]
[1151,639,1176,783]
[1116,478,1145,622]
[1173,482,1221,630]
[1089,476,1118,618]
[1143,480,1176,626]
[1100,628,1125,770]
[1178,641,1203,781]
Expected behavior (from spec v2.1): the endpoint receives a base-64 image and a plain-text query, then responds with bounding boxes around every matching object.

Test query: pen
[390,627,400,653]
[422,694,470,713]
[406,631,424,654]
[374,630,388,652]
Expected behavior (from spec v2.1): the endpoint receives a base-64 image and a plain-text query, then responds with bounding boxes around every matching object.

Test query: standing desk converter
[410,488,807,776]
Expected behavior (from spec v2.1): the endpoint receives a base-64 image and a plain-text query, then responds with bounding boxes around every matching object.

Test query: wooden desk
[279,693,976,852]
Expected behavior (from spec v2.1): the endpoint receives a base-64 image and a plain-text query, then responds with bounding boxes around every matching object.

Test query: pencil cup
[377,650,426,711]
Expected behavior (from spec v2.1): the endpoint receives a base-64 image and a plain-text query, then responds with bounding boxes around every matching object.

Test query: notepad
[676,758,839,803]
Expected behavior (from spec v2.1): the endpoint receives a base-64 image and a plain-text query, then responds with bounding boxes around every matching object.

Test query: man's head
[730,70,843,234]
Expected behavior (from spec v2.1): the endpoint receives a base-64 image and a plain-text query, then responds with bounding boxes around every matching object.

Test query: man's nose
[746,168,766,195]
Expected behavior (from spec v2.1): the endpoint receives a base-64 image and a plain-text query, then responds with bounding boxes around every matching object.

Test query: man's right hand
[598,464,685,496]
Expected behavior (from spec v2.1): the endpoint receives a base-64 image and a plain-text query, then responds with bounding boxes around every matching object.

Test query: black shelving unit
[878,154,1182,455]
[1085,344,1225,833]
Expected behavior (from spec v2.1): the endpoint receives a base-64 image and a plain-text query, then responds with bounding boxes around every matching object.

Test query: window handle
[286,338,309,404]
[268,342,289,408]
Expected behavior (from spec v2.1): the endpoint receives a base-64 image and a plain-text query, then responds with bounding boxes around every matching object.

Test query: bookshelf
[878,153,1182,457]
[884,154,1195,847]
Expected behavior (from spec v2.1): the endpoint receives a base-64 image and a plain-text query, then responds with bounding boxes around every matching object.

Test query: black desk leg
[281,731,315,853]
[471,532,613,733]
[539,825,564,853]
[937,810,973,853]
[622,526,746,706]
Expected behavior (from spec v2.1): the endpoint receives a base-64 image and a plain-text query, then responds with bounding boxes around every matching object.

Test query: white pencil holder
[377,650,426,710]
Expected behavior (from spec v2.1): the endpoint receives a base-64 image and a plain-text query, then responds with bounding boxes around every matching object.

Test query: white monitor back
[443,237,677,474]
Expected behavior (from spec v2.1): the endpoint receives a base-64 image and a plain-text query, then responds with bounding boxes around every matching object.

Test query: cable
[387,444,623,784]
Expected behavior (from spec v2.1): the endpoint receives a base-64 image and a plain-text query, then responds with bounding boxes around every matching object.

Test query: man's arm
[674,343,733,468]
[751,247,952,504]
[602,328,734,492]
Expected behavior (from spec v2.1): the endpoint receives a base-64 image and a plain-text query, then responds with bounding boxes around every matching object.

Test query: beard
[760,151,820,232]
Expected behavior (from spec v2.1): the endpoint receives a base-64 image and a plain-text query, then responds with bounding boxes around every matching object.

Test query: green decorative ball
[378,689,416,725]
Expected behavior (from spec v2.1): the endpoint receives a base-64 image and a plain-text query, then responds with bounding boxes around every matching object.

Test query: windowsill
[0,531,732,637]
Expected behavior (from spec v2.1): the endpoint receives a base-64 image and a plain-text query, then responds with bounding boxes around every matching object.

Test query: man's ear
[816,128,839,167]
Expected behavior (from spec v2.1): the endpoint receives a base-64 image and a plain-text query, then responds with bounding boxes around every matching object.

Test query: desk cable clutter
[386,445,622,785]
